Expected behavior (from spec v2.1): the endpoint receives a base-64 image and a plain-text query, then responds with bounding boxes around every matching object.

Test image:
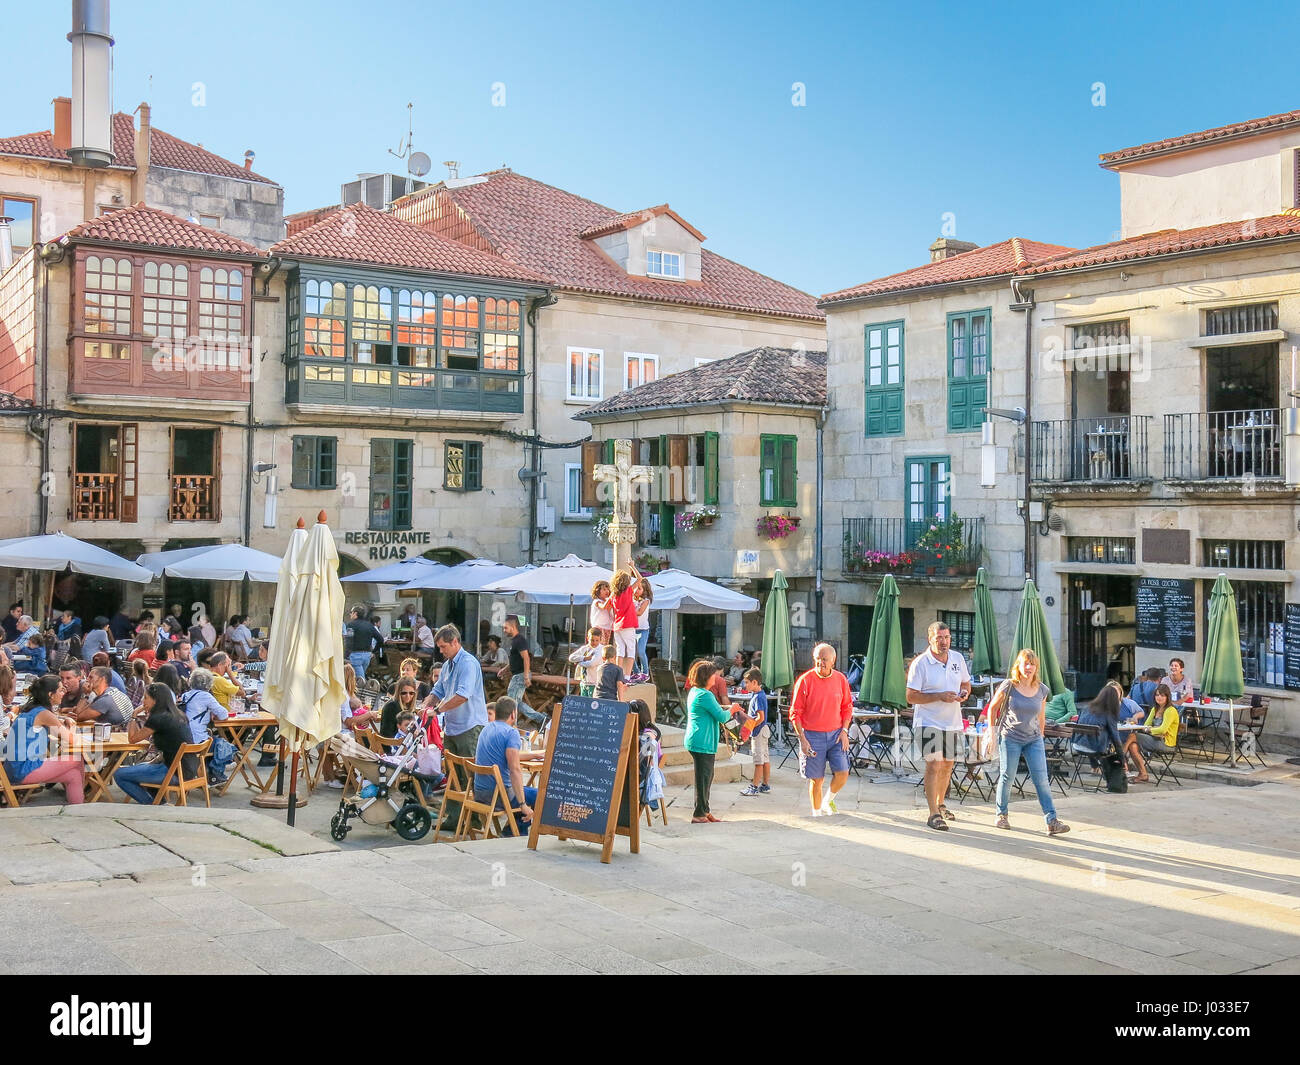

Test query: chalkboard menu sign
[1136,577,1196,652]
[1283,604,1300,692]
[528,696,640,863]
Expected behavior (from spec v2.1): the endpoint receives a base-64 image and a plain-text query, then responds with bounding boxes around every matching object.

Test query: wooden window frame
[444,440,483,492]
[370,438,414,531]
[759,434,797,508]
[864,319,905,438]
[947,308,991,433]
[291,435,337,490]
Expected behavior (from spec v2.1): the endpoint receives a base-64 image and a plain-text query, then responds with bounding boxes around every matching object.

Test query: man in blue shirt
[81,617,112,663]
[473,697,536,834]
[1129,668,1162,708]
[55,610,82,641]
[429,623,489,830]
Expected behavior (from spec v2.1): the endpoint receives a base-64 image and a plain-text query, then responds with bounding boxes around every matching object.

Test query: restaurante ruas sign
[343,531,432,560]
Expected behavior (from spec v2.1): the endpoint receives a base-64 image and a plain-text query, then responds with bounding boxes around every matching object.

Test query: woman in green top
[1124,683,1179,783]
[685,659,732,823]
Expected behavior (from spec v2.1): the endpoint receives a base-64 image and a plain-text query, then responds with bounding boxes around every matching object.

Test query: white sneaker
[326,780,344,789]
[809,807,824,817]
[822,796,839,815]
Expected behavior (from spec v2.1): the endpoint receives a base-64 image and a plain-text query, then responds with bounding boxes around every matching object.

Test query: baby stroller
[327,730,436,842]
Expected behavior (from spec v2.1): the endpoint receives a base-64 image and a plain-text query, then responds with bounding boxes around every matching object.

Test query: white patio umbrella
[0,532,153,583]
[649,569,760,614]
[136,543,282,583]
[260,515,347,825]
[340,557,444,584]
[396,558,532,592]
[482,553,613,643]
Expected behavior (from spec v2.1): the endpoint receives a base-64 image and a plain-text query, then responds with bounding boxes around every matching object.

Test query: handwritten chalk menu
[528,696,640,863]
[1284,604,1300,691]
[1136,577,1196,652]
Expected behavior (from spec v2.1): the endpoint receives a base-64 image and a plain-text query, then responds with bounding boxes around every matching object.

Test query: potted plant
[635,551,670,572]
[914,513,967,574]
[756,514,801,541]
[674,505,720,534]
[591,508,613,541]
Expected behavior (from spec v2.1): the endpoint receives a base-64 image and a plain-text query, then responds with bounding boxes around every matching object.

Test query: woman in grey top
[989,649,1070,836]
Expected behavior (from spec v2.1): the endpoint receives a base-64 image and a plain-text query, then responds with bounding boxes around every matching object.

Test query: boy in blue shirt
[739,667,771,796]
[472,697,535,835]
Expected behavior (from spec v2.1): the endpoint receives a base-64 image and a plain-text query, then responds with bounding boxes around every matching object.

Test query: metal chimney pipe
[0,217,13,272]
[68,0,115,168]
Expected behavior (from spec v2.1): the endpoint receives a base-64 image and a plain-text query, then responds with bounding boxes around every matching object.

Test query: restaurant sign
[344,531,432,561]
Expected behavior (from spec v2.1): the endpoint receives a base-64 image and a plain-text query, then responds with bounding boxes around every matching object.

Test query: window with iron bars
[1066,536,1135,565]
[1069,319,1130,349]
[939,611,975,657]
[1203,579,1286,687]
[1204,302,1278,337]
[1200,539,1285,570]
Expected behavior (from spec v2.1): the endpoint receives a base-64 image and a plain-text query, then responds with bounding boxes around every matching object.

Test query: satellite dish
[408,151,431,178]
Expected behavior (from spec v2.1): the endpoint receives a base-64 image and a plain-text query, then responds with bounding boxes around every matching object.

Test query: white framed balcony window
[567,346,603,402]
[624,352,659,391]
[646,249,682,279]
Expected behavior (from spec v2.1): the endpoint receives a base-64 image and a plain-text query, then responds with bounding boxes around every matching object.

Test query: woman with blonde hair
[987,648,1070,835]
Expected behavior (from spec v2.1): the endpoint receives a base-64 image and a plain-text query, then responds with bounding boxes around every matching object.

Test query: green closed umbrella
[1008,578,1067,696]
[860,574,907,771]
[971,566,1002,677]
[761,570,794,690]
[1202,574,1245,766]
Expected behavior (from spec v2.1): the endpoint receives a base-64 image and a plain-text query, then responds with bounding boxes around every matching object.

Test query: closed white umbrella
[649,569,760,614]
[397,558,532,593]
[136,543,283,583]
[260,515,347,825]
[0,532,152,583]
[340,557,444,584]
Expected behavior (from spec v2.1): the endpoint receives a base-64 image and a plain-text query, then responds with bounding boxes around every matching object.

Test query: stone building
[577,346,825,664]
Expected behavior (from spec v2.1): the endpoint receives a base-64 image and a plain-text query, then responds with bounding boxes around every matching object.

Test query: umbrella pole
[287,748,300,827]
[275,738,287,795]
[47,570,56,629]
[1228,699,1237,768]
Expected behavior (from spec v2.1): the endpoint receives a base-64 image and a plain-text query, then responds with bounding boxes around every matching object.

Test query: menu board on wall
[1135,577,1196,652]
[1283,604,1300,692]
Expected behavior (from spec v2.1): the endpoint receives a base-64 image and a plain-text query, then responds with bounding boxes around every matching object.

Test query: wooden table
[212,711,279,796]
[68,732,147,803]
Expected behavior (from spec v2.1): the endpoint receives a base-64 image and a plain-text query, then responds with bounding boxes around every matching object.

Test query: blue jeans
[996,734,1057,824]
[348,652,373,680]
[117,761,168,804]
[635,629,650,675]
[507,674,545,725]
[473,784,537,836]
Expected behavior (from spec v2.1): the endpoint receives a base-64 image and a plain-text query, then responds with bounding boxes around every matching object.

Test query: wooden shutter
[666,435,689,504]
[120,423,138,523]
[703,431,719,505]
[211,428,222,522]
[629,438,642,526]
[659,503,676,548]
[580,440,601,509]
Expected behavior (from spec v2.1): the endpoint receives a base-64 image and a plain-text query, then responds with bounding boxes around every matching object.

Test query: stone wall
[146,169,284,249]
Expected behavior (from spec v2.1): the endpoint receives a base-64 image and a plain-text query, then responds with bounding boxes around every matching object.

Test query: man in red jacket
[790,643,853,815]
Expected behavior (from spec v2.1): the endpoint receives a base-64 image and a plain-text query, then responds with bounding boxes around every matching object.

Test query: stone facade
[145,169,284,250]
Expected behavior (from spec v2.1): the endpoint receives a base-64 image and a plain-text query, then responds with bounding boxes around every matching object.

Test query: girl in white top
[589,580,614,643]
[632,578,653,681]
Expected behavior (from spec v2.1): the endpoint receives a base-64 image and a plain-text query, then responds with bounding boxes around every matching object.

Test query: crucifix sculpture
[594,439,654,573]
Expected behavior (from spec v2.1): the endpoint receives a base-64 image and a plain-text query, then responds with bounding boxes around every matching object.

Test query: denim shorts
[918,726,962,762]
[798,728,849,780]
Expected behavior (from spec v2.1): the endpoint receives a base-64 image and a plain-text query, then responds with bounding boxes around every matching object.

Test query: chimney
[68,0,115,168]
[52,97,72,152]
[132,101,149,203]
[0,217,13,272]
[929,236,979,262]
[444,160,460,180]
[244,150,255,172]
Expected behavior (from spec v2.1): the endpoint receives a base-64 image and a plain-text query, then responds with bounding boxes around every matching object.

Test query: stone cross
[594,439,654,573]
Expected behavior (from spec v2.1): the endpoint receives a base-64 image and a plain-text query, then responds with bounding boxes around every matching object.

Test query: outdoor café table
[211,710,279,796]
[1188,700,1253,766]
[848,709,896,773]
[69,730,147,803]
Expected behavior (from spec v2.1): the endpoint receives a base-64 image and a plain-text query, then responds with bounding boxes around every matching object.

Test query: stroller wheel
[329,812,350,841]
[392,803,431,841]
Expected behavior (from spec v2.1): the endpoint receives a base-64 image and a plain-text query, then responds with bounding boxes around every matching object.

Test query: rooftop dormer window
[646,249,682,279]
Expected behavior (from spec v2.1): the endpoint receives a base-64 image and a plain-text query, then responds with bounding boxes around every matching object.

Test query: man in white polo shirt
[906,621,971,832]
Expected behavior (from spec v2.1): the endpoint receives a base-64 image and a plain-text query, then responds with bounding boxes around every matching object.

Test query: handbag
[1102,753,1128,793]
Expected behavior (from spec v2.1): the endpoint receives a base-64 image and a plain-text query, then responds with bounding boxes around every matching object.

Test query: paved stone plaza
[1,759,1298,975]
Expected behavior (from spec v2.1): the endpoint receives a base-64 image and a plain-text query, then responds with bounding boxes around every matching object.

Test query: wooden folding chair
[140,739,212,807]
[652,666,684,725]
[455,761,525,841]
[432,752,472,843]
[0,760,45,807]
[641,794,669,827]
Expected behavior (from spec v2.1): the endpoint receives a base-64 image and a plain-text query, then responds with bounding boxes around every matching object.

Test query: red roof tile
[819,238,1075,304]
[578,204,706,242]
[1018,213,1300,275]
[1100,109,1300,167]
[271,203,550,284]
[392,170,821,321]
[284,205,342,238]
[0,112,276,185]
[66,203,261,257]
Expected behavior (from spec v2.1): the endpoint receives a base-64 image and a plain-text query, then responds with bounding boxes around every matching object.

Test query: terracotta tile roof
[1100,109,1300,167]
[393,170,821,321]
[577,347,826,419]
[578,204,706,242]
[0,391,31,411]
[819,238,1075,305]
[271,203,550,284]
[1018,213,1300,275]
[0,112,277,185]
[284,205,342,238]
[66,203,261,257]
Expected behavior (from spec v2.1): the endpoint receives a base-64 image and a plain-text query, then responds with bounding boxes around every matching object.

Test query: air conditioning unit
[537,501,555,534]
[340,173,430,210]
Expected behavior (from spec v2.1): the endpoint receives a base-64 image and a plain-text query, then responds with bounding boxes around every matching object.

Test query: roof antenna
[387,103,430,178]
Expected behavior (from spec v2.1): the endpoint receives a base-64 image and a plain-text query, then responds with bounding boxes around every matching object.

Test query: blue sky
[9,1,1300,296]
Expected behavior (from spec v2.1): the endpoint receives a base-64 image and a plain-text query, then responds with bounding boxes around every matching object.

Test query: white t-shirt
[635,597,650,632]
[589,601,614,630]
[907,649,971,731]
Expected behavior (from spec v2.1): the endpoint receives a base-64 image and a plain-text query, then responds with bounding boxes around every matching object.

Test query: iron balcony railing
[842,516,985,577]
[1031,416,1150,483]
[1163,408,1283,480]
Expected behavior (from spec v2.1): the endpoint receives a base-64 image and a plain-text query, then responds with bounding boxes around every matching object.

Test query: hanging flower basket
[635,551,670,572]
[675,505,720,533]
[756,514,801,541]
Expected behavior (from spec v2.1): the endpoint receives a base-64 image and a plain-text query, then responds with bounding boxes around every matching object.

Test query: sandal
[926,813,949,832]
[939,804,956,821]
[705,813,722,823]
[691,816,709,823]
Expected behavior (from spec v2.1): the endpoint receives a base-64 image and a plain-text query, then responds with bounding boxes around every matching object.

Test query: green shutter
[864,321,905,437]
[703,431,719,505]
[659,502,676,548]
[947,310,990,433]
[759,434,797,507]
[394,440,413,529]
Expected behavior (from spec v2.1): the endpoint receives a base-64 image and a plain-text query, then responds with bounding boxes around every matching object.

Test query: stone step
[662,743,731,767]
[664,754,750,787]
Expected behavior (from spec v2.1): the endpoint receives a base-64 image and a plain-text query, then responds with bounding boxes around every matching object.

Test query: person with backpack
[179,668,235,786]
